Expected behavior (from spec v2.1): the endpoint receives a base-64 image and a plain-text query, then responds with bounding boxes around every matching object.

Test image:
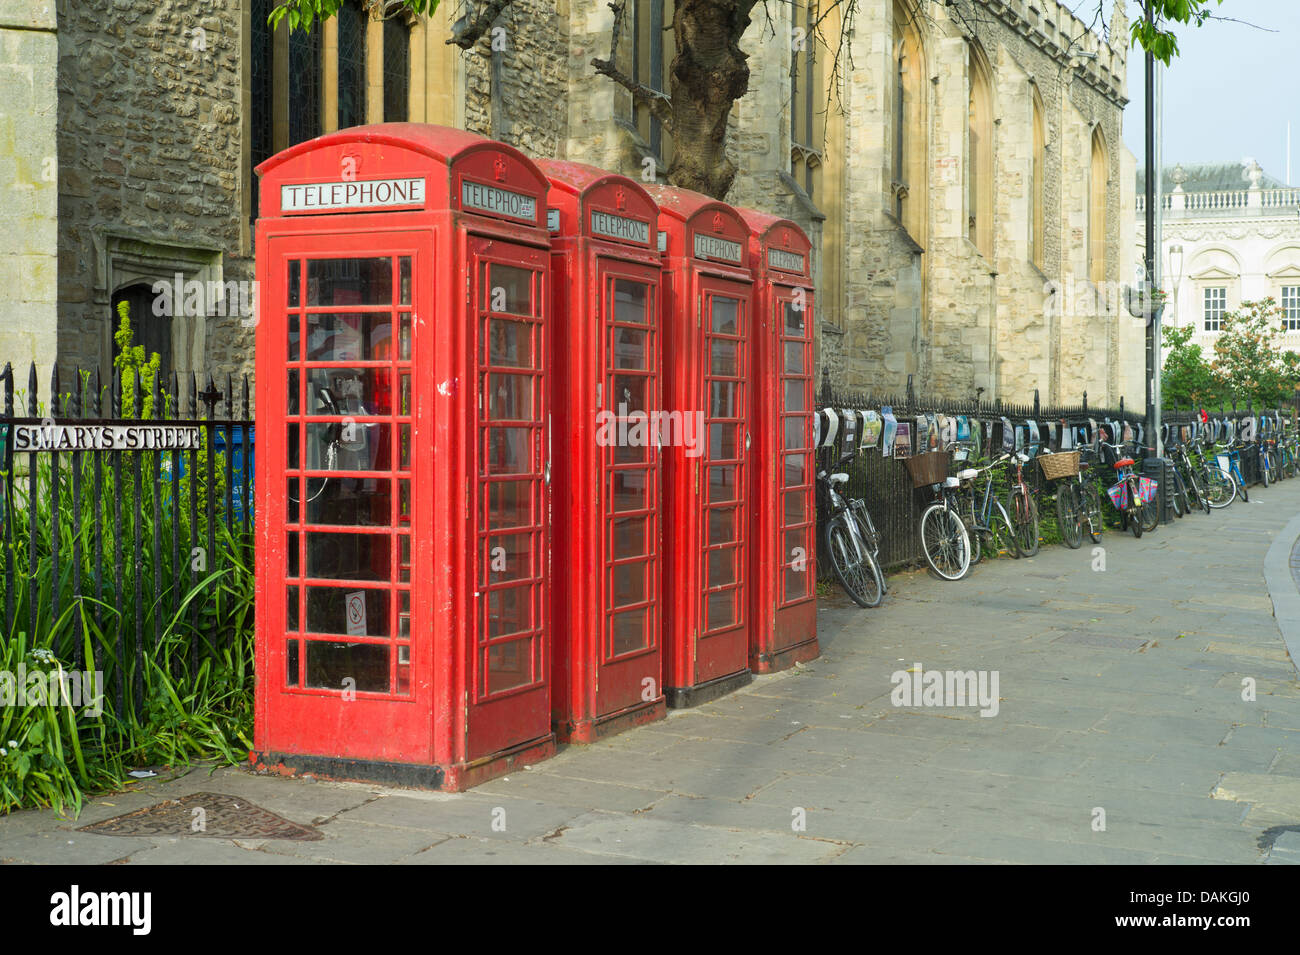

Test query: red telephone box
[538,161,666,741]
[252,124,554,790]
[643,184,755,706]
[738,209,818,672]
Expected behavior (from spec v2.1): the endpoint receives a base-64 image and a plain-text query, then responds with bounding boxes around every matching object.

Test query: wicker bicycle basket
[903,450,951,488]
[1038,450,1080,480]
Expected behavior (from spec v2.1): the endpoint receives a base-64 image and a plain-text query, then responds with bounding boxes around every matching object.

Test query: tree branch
[591,56,676,132]
[446,0,518,48]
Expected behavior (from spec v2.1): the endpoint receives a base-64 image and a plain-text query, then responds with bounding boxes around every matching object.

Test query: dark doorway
[111,283,173,387]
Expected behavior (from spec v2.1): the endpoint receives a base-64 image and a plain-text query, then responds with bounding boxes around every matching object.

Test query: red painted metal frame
[643,184,755,707]
[252,124,554,791]
[738,208,818,673]
[538,160,667,741]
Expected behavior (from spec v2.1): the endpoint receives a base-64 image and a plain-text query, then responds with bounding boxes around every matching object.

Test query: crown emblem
[615,187,626,211]
[712,212,724,233]
[493,157,507,182]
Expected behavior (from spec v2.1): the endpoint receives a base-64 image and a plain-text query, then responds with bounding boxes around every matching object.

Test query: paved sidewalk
[5,483,1300,864]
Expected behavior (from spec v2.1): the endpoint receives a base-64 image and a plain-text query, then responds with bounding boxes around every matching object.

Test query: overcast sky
[1117,0,1298,184]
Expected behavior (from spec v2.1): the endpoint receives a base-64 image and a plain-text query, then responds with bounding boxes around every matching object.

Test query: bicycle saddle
[830,473,849,486]
[957,468,979,481]
[1112,457,1135,469]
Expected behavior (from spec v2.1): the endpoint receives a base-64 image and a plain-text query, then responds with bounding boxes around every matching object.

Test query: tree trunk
[666,0,756,199]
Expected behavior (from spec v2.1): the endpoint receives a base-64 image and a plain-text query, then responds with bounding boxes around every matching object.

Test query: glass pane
[399,424,411,469]
[612,374,648,413]
[488,264,534,316]
[611,608,648,657]
[612,469,647,512]
[709,424,738,460]
[612,561,647,607]
[305,313,393,362]
[287,478,300,523]
[785,567,808,600]
[613,279,650,325]
[612,516,647,559]
[304,477,399,527]
[613,441,650,464]
[288,315,299,361]
[487,533,532,584]
[308,258,392,306]
[305,531,391,581]
[784,341,804,375]
[399,312,411,360]
[489,480,533,528]
[304,422,395,471]
[305,586,391,637]
[487,640,532,693]
[286,638,299,686]
[399,374,411,415]
[288,260,301,307]
[784,526,809,557]
[784,490,807,524]
[287,586,300,630]
[784,454,807,486]
[399,257,412,305]
[306,641,389,693]
[710,381,737,418]
[613,328,648,369]
[489,373,532,420]
[488,585,532,638]
[487,318,533,368]
[399,534,411,581]
[784,418,806,450]
[710,339,738,377]
[709,465,738,502]
[708,507,736,545]
[307,367,395,417]
[711,297,738,334]
[784,380,805,412]
[708,547,736,587]
[707,591,735,630]
[783,301,805,336]
[288,369,300,414]
[486,427,533,474]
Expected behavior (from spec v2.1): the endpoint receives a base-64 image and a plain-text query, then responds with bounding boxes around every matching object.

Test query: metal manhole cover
[78,792,323,840]
[1053,632,1149,651]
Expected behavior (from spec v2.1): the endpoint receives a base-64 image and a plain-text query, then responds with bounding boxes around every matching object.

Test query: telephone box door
[697,275,751,682]
[263,231,426,762]
[465,234,551,760]
[597,257,662,715]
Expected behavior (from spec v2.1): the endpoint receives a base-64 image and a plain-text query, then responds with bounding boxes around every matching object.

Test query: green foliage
[1161,323,1225,408]
[112,300,162,418]
[1131,0,1226,64]
[1211,298,1300,408]
[0,315,253,815]
[270,0,443,33]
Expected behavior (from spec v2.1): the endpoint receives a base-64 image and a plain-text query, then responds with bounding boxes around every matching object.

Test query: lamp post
[1168,243,1184,324]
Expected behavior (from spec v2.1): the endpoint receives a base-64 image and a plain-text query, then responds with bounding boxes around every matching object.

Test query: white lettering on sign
[11,424,204,452]
[547,208,560,233]
[768,248,805,273]
[281,178,426,213]
[461,180,537,221]
[693,233,742,264]
[590,210,650,244]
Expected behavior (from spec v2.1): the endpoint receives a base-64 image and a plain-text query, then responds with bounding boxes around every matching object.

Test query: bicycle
[959,452,1020,562]
[1039,448,1085,549]
[1006,451,1040,557]
[1212,439,1250,503]
[817,457,885,608]
[1168,433,1210,516]
[1101,441,1157,538]
[1191,435,1237,508]
[1075,448,1105,543]
[907,451,972,581]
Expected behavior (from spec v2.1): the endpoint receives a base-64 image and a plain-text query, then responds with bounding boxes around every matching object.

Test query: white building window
[1283,286,1300,331]
[1204,287,1226,331]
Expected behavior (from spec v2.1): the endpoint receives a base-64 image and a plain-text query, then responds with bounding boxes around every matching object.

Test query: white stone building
[1138,161,1300,355]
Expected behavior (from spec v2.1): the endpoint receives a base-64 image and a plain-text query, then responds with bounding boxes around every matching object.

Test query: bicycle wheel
[1237,472,1249,503]
[1082,483,1103,542]
[992,500,1020,559]
[1184,465,1209,514]
[964,495,984,567]
[1261,453,1272,488]
[1011,488,1040,556]
[920,503,970,581]
[1141,484,1161,533]
[849,507,887,594]
[1202,465,1235,508]
[823,516,884,608]
[1055,482,1084,549]
[1168,469,1186,518]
